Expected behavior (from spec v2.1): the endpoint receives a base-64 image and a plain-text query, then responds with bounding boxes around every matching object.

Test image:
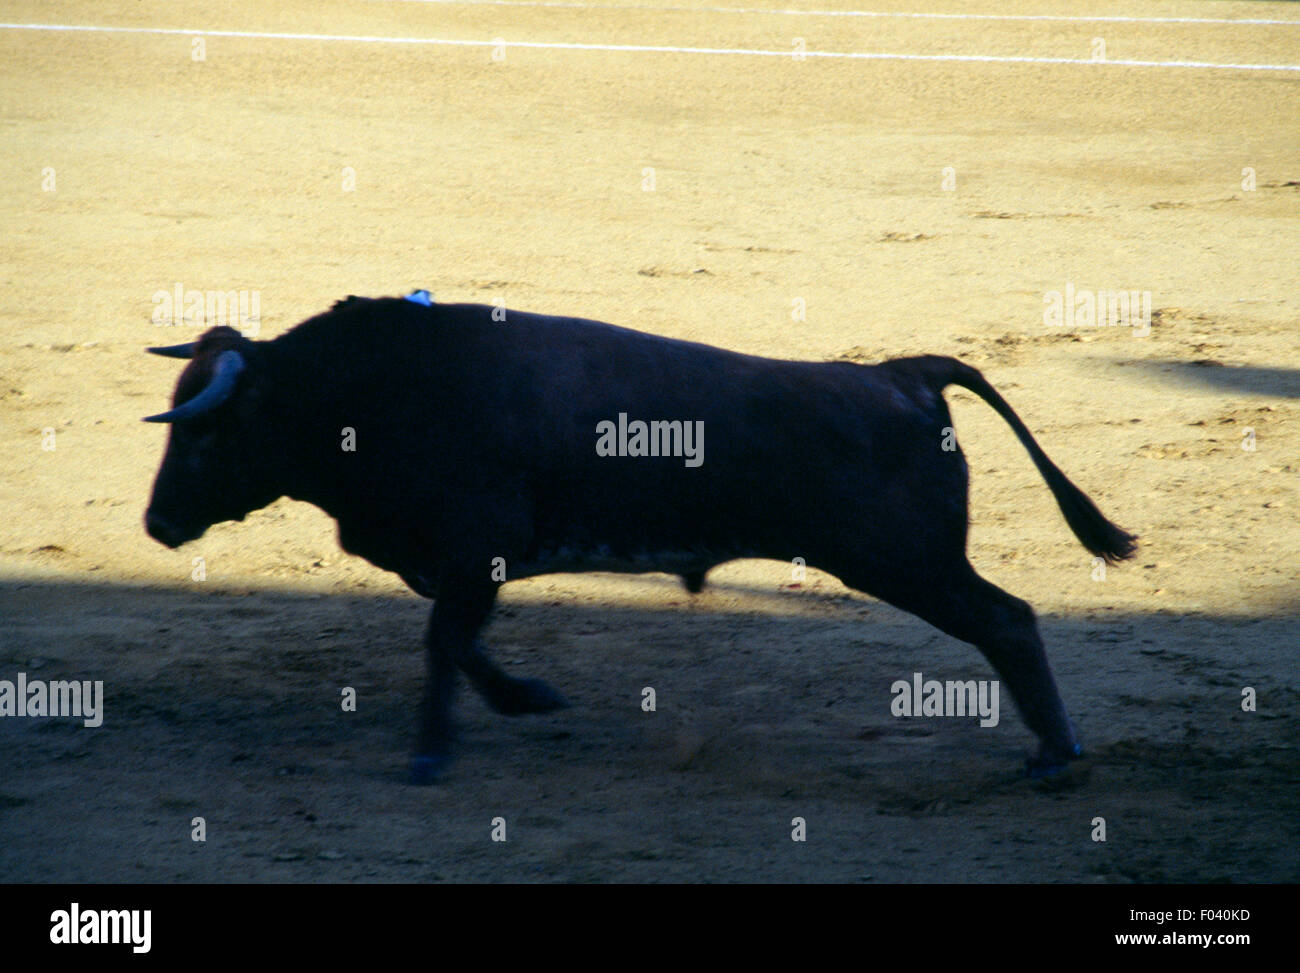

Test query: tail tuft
[1051,472,1138,563]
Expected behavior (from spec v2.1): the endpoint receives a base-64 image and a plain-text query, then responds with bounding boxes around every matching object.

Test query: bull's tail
[909,355,1137,563]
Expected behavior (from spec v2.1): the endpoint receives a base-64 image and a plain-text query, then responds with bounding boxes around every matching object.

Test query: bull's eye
[181,430,217,475]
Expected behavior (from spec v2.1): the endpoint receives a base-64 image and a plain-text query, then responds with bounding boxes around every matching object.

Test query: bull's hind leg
[844,561,1082,776]
[952,571,1082,775]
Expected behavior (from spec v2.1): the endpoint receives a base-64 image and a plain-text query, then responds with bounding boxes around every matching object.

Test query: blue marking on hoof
[404,289,434,306]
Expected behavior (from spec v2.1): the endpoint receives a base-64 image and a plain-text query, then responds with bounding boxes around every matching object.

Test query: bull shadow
[1118,360,1300,399]
[0,573,1296,883]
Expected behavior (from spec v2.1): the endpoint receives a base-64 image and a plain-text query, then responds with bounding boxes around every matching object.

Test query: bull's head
[143,327,280,548]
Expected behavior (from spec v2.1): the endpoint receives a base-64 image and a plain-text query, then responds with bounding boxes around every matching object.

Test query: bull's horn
[142,350,246,423]
[147,342,199,359]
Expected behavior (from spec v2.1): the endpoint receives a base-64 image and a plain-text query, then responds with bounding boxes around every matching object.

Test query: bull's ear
[147,342,198,359]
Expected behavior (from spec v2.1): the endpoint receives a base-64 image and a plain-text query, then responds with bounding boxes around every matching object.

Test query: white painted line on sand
[2,22,1298,72]
[366,0,1300,28]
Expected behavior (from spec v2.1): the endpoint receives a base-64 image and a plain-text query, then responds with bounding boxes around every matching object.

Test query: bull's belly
[507,544,723,581]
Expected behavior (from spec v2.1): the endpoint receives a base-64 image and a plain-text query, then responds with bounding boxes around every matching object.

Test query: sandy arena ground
[0,0,1297,882]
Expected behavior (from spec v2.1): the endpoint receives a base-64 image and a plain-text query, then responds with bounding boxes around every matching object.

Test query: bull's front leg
[410,576,496,785]
[456,638,569,717]
[409,574,567,785]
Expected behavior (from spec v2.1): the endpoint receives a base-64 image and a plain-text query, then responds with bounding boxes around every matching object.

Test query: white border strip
[367,0,1300,27]
[3,22,1298,71]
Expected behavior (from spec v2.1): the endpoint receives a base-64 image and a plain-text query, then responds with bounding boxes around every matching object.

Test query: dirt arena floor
[1,0,1297,883]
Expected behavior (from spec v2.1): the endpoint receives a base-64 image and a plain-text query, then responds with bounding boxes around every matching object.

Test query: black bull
[143,295,1136,784]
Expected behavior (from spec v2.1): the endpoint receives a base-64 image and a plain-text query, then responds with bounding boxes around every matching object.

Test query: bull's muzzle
[144,511,198,549]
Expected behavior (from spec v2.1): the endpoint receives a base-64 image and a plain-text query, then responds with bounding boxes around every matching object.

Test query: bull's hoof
[490,678,570,716]
[409,752,454,785]
[1026,741,1086,788]
[1028,757,1092,792]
